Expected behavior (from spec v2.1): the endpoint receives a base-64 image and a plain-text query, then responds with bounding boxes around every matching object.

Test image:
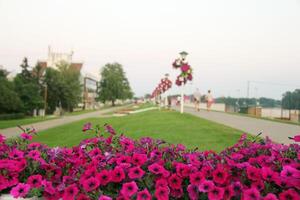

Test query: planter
[0,194,42,200]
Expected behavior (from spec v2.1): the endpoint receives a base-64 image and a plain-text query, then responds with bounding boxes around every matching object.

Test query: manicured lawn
[0,116,57,130]
[33,110,244,151]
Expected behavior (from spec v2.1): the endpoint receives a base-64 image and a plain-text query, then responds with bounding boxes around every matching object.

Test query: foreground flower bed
[0,125,299,200]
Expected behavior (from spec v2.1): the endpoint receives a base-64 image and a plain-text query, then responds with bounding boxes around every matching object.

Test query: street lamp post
[172,51,193,114]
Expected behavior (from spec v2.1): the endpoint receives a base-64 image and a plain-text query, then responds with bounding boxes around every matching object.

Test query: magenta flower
[9,149,24,159]
[263,193,278,200]
[181,64,190,72]
[42,180,56,195]
[111,166,125,183]
[168,174,182,189]
[208,186,225,200]
[27,174,43,188]
[212,166,229,184]
[190,171,203,185]
[262,167,278,181]
[10,183,30,198]
[137,189,152,200]
[120,181,138,197]
[247,165,261,181]
[242,188,261,200]
[82,177,100,192]
[199,180,214,193]
[155,186,170,200]
[289,134,300,142]
[28,150,41,160]
[187,184,199,200]
[82,122,92,132]
[20,133,32,140]
[132,153,147,166]
[62,184,79,200]
[96,169,111,186]
[128,166,145,179]
[279,189,300,200]
[281,165,300,179]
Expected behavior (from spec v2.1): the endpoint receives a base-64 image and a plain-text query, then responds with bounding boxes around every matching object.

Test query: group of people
[193,89,214,112]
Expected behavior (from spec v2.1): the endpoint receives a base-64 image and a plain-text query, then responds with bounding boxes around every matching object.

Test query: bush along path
[0,124,300,200]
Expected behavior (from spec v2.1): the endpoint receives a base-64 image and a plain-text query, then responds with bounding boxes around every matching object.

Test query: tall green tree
[282,89,300,110]
[97,63,133,106]
[44,61,82,113]
[14,58,43,115]
[0,67,23,113]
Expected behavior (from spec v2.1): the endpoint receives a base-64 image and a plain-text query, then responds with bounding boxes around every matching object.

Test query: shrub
[0,124,299,200]
[0,113,25,120]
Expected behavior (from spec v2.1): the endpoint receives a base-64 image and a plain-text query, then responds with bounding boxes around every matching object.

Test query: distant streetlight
[39,70,48,117]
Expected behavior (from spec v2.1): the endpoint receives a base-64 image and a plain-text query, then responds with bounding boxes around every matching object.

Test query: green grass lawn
[33,110,244,152]
[0,116,57,130]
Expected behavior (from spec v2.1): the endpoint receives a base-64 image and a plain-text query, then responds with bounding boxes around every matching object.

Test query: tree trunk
[112,100,115,106]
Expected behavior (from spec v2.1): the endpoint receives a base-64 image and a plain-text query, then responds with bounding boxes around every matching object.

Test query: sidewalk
[175,106,300,144]
[0,105,131,138]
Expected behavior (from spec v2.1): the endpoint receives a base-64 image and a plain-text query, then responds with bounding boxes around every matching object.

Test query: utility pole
[247,81,250,99]
[43,85,48,118]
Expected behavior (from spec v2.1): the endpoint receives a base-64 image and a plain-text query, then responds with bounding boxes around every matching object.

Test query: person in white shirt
[206,90,214,111]
[193,88,201,111]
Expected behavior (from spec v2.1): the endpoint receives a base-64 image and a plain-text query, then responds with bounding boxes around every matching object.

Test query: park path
[0,105,131,138]
[175,106,300,144]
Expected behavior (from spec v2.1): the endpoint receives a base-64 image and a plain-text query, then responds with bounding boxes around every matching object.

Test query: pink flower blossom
[27,174,42,188]
[120,181,138,197]
[99,195,112,200]
[20,133,32,140]
[10,183,30,198]
[155,186,170,200]
[128,166,145,179]
[137,189,151,200]
[199,180,215,193]
[208,186,225,200]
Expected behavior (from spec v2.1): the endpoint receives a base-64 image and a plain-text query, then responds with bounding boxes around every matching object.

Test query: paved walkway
[0,105,131,138]
[174,106,300,144]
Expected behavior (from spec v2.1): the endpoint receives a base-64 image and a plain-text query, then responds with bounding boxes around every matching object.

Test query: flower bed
[0,124,299,200]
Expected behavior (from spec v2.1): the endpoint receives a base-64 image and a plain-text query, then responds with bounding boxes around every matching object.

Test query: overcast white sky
[0,0,300,99]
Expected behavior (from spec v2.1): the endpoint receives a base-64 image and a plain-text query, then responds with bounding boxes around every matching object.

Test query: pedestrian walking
[206,90,214,111]
[193,88,201,111]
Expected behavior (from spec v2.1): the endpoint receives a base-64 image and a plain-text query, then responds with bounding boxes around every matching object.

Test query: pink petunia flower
[262,167,279,181]
[111,166,125,183]
[198,180,215,193]
[281,165,300,179]
[279,189,300,200]
[155,186,170,200]
[62,184,79,200]
[120,181,138,197]
[27,174,43,188]
[208,186,225,200]
[132,153,147,166]
[128,166,145,179]
[10,183,31,198]
[82,177,100,192]
[263,193,278,200]
[137,189,152,200]
[28,150,41,160]
[96,169,111,186]
[189,171,203,185]
[9,149,24,159]
[20,133,33,140]
[168,174,182,189]
[247,165,261,181]
[187,184,199,200]
[242,188,261,200]
[212,166,229,184]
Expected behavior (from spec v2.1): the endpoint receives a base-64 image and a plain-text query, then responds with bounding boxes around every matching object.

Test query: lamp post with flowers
[172,51,193,113]
[151,74,172,108]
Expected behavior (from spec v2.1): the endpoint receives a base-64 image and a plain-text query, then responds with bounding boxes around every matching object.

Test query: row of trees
[215,97,282,108]
[282,89,300,110]
[0,58,82,115]
[0,60,134,116]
